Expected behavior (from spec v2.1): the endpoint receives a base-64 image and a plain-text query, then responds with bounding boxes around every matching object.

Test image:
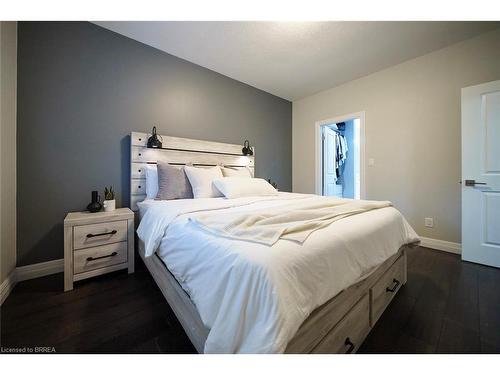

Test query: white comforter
[137,193,419,353]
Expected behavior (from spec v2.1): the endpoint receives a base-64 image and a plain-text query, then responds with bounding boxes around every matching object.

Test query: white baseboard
[16,258,64,282]
[0,259,64,305]
[419,236,462,255]
[1,270,17,305]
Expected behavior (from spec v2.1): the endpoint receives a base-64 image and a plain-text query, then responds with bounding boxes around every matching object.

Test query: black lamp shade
[242,140,253,156]
[147,126,163,148]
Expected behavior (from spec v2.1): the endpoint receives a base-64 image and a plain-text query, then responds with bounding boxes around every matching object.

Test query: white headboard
[130,132,255,211]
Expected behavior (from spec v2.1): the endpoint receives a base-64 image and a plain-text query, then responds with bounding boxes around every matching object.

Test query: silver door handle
[463,179,487,187]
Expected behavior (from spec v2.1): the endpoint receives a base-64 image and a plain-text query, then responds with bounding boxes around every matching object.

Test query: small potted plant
[103,186,116,212]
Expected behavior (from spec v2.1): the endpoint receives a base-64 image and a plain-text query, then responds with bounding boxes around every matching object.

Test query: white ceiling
[94,21,500,101]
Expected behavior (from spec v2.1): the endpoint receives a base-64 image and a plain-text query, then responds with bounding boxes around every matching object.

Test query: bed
[130,132,419,354]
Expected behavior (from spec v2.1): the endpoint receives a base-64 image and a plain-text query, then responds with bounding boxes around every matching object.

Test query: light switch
[368,158,375,166]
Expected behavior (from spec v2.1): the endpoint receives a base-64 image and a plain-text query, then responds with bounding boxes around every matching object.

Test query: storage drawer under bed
[370,254,405,325]
[311,293,370,354]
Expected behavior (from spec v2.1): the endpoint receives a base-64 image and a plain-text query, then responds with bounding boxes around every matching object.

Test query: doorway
[315,112,365,199]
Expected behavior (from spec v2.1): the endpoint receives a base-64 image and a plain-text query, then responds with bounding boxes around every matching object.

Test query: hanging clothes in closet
[335,132,348,179]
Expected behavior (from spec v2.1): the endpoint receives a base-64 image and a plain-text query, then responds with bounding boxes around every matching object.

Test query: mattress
[137,193,419,353]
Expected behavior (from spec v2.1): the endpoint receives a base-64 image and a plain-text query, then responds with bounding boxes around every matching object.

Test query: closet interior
[321,119,360,199]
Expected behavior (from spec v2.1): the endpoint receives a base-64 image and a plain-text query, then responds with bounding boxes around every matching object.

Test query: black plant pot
[87,191,102,213]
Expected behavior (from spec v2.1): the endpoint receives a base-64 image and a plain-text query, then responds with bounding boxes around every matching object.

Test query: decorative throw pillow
[155,162,193,200]
[145,164,158,199]
[213,177,278,199]
[184,165,223,198]
[221,166,253,178]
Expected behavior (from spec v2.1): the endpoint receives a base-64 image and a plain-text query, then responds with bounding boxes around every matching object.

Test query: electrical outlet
[424,217,434,228]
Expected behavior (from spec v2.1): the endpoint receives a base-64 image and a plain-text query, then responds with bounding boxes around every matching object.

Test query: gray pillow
[155,162,193,200]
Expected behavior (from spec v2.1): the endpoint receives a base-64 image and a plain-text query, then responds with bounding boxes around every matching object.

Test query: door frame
[315,111,366,198]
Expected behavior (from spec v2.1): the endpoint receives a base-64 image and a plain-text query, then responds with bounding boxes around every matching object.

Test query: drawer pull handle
[386,278,400,293]
[86,230,117,238]
[86,251,117,262]
[344,337,355,354]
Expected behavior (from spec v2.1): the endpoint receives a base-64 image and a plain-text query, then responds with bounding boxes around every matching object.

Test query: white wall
[1,22,17,284]
[293,28,500,244]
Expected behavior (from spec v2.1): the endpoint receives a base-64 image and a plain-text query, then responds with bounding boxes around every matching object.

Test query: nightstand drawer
[73,242,128,274]
[73,220,128,249]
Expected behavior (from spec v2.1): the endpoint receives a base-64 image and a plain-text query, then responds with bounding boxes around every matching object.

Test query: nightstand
[64,208,135,291]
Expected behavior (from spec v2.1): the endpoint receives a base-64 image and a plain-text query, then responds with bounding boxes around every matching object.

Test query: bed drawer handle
[86,252,117,262]
[344,337,355,353]
[386,278,400,293]
[86,230,117,238]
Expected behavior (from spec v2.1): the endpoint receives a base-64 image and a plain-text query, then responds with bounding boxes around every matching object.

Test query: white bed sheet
[137,193,419,353]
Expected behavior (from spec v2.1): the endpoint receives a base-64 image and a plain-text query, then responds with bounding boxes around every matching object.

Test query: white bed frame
[130,132,254,210]
[130,131,408,353]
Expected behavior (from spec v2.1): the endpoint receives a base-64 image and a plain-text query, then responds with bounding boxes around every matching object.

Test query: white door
[323,127,337,196]
[462,80,500,268]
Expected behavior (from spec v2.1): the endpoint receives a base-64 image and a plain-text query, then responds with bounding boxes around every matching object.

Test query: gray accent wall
[17,22,292,266]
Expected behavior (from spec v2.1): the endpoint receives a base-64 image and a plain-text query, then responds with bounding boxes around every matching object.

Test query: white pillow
[221,166,252,178]
[213,177,278,199]
[145,164,158,199]
[184,165,223,198]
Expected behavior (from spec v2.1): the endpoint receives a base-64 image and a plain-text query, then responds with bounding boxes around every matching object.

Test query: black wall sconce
[147,126,163,148]
[242,140,254,156]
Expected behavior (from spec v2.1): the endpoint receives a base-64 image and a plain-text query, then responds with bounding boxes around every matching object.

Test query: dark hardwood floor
[1,246,499,354]
[359,247,500,353]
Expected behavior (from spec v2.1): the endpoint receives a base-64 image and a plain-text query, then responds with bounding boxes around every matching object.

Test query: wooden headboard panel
[130,132,255,211]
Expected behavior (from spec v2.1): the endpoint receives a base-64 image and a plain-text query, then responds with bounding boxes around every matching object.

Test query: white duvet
[137,193,419,353]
